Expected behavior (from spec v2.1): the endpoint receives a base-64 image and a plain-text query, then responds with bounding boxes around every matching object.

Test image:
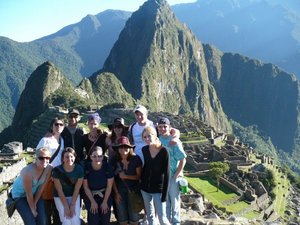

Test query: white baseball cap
[133,105,148,115]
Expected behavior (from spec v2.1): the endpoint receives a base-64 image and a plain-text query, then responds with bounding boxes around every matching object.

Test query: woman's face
[90,150,103,165]
[37,151,51,168]
[88,119,99,131]
[113,124,123,135]
[118,146,130,157]
[142,131,156,145]
[52,120,64,134]
[63,152,76,166]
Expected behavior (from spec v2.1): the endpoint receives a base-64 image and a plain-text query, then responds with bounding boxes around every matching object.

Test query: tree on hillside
[209,162,230,192]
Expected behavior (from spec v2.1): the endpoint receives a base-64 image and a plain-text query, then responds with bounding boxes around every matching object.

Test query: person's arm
[112,181,122,204]
[105,135,115,158]
[169,128,180,145]
[53,177,70,218]
[100,177,114,214]
[83,179,98,214]
[22,170,37,217]
[161,150,169,202]
[119,165,141,181]
[69,177,83,217]
[33,165,52,205]
[173,158,186,180]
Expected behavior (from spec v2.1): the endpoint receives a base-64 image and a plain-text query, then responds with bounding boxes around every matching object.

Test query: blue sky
[0,0,195,42]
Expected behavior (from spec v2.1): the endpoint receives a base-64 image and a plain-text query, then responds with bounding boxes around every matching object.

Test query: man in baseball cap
[129,105,155,164]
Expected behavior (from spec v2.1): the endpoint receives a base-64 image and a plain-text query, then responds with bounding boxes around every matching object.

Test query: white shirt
[36,136,64,167]
[131,119,155,164]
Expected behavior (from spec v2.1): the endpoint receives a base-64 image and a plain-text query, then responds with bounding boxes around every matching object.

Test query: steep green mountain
[9,61,88,143]
[0,10,131,132]
[102,0,232,133]
[0,61,135,147]
[204,44,300,154]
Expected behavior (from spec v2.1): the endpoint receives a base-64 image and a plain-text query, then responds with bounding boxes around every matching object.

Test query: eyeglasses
[54,123,64,127]
[38,156,51,161]
[114,125,123,129]
[91,155,103,159]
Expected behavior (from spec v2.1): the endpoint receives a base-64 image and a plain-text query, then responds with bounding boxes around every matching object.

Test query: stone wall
[0,159,26,185]
[219,177,243,195]
[1,190,23,225]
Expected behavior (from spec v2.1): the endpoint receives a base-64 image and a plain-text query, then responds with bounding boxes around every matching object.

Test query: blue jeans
[166,178,181,225]
[141,190,170,225]
[116,187,140,223]
[15,197,46,225]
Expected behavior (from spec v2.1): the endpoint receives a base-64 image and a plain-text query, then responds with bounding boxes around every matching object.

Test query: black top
[61,127,84,161]
[83,132,108,157]
[111,155,142,189]
[84,161,114,190]
[140,145,169,202]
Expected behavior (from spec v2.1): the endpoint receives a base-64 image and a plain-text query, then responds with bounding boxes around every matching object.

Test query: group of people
[11,105,187,225]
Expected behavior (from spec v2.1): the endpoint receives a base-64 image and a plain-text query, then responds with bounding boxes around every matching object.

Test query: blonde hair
[142,126,161,148]
[35,147,51,157]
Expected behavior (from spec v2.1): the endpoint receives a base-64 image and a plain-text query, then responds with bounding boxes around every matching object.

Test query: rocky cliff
[102,0,232,132]
[204,44,300,153]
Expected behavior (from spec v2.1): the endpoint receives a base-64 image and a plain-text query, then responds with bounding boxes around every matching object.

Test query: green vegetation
[20,152,35,164]
[243,210,261,220]
[209,162,230,191]
[264,162,290,217]
[231,120,278,160]
[187,177,250,214]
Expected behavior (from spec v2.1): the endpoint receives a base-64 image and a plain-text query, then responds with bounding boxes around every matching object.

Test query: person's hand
[114,192,122,204]
[31,208,38,217]
[90,199,98,214]
[169,138,179,146]
[100,201,109,214]
[69,204,76,217]
[64,205,71,218]
[119,171,127,179]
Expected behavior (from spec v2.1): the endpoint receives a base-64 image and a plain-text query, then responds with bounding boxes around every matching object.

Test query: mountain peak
[12,61,65,129]
[102,0,231,132]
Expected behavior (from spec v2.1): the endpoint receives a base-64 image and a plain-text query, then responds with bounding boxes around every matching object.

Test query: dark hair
[111,128,128,143]
[89,146,103,156]
[116,146,135,162]
[61,147,77,163]
[49,117,65,133]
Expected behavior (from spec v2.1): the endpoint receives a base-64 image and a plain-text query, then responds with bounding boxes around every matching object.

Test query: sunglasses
[158,125,169,129]
[54,123,64,127]
[38,156,51,161]
[91,155,103,158]
[69,115,78,119]
[114,125,123,129]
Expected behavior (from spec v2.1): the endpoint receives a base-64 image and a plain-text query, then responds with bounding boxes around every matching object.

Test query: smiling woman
[52,147,84,225]
[10,147,52,225]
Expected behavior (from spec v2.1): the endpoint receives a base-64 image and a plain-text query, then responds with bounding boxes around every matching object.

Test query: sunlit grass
[243,210,261,219]
[265,162,290,217]
[187,177,250,214]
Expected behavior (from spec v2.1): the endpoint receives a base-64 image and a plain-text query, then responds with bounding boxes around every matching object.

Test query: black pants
[44,199,61,225]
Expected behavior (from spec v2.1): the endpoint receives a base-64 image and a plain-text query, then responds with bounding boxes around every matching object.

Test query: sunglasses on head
[91,155,103,158]
[38,156,51,161]
[54,123,64,127]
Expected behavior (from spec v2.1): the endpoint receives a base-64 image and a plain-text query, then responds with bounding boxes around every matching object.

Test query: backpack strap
[128,122,137,144]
